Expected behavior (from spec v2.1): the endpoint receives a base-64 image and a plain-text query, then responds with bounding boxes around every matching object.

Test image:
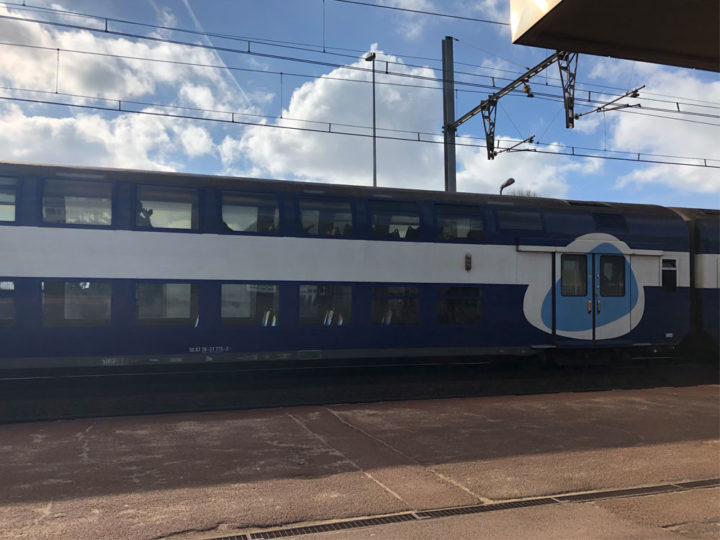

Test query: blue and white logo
[522,234,645,340]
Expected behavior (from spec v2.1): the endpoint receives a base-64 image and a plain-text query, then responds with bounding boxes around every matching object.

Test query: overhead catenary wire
[0,89,717,169]
[2,39,718,127]
[1,1,717,109]
[332,0,509,26]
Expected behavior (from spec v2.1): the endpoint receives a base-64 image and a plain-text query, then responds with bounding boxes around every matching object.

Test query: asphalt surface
[0,385,718,538]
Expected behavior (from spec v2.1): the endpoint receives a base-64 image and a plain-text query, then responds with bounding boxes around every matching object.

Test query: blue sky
[0,0,717,208]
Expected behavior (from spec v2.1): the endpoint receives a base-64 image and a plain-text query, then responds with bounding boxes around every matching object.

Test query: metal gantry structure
[441,36,579,192]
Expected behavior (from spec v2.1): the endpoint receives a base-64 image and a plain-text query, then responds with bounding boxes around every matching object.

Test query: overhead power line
[332,0,508,26]
[1,1,717,109]
[0,88,717,169]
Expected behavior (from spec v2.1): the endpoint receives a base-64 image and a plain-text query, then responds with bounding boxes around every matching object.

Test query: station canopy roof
[510,0,719,72]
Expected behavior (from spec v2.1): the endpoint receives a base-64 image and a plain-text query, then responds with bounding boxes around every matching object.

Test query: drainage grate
[247,514,416,539]
[554,483,680,502]
[212,478,719,540]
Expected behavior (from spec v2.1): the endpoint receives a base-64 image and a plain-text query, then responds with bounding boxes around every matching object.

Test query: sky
[0,0,717,208]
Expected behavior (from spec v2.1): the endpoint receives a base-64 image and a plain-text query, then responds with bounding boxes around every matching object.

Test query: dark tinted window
[137,186,198,229]
[370,201,421,239]
[437,286,482,324]
[436,205,483,241]
[300,198,353,236]
[371,286,418,325]
[662,259,677,292]
[0,177,16,222]
[599,256,625,297]
[561,255,587,296]
[299,285,352,325]
[43,179,112,226]
[136,282,198,325]
[0,281,14,324]
[496,208,542,231]
[43,281,112,327]
[222,283,279,325]
[593,213,627,232]
[544,212,594,235]
[222,192,278,234]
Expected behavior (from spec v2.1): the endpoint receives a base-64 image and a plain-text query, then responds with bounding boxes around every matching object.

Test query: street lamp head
[365,52,376,62]
[500,177,515,195]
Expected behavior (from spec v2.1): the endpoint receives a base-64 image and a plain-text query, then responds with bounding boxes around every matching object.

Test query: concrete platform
[0,385,718,539]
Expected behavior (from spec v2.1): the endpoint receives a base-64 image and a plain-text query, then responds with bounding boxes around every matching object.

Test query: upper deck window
[0,177,17,222]
[137,186,198,230]
[496,207,542,231]
[436,204,483,241]
[370,201,421,239]
[299,197,353,236]
[222,192,279,234]
[43,179,112,226]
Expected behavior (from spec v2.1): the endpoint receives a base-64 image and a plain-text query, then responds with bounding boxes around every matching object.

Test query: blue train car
[0,161,713,372]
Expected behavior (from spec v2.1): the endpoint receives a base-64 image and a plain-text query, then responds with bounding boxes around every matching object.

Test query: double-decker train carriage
[0,161,717,372]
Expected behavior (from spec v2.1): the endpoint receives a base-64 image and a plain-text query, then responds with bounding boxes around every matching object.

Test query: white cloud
[226,50,582,197]
[178,125,214,158]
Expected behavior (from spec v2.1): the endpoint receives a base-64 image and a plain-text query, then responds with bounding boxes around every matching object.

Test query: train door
[555,252,630,341]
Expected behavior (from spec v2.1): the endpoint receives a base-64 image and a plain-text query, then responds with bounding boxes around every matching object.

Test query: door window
[561,254,587,296]
[599,256,625,297]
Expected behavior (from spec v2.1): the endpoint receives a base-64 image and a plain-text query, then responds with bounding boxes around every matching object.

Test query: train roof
[0,160,697,221]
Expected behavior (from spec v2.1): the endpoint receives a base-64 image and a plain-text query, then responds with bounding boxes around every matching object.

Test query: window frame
[221,282,280,326]
[0,279,16,327]
[0,177,17,224]
[298,195,355,237]
[369,199,423,240]
[41,178,115,229]
[298,283,353,326]
[599,255,626,298]
[135,184,200,231]
[135,281,199,326]
[370,285,420,325]
[221,189,280,235]
[41,279,113,328]
[561,254,588,297]
[436,286,483,325]
[434,203,485,243]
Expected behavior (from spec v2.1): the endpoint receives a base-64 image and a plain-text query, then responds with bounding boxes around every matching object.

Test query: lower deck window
[222,283,279,326]
[43,281,111,327]
[371,286,418,325]
[437,286,482,324]
[136,282,197,325]
[299,285,352,325]
[0,281,14,324]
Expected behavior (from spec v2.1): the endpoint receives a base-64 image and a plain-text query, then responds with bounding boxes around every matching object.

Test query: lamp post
[500,177,515,195]
[365,52,377,188]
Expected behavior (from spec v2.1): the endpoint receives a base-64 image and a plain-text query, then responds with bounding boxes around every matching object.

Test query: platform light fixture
[365,52,377,188]
[500,177,516,194]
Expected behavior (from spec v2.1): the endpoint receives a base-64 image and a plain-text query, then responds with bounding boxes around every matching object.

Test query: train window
[43,179,112,226]
[496,208,542,231]
[42,281,112,327]
[299,285,352,326]
[561,255,587,297]
[371,286,419,325]
[436,205,484,241]
[0,177,16,222]
[437,286,482,324]
[299,198,353,236]
[662,259,677,292]
[599,256,625,297]
[0,281,14,324]
[222,192,279,234]
[136,282,198,325]
[222,283,279,326]
[593,213,627,232]
[137,186,198,230]
[370,201,421,239]
[544,212,594,236]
